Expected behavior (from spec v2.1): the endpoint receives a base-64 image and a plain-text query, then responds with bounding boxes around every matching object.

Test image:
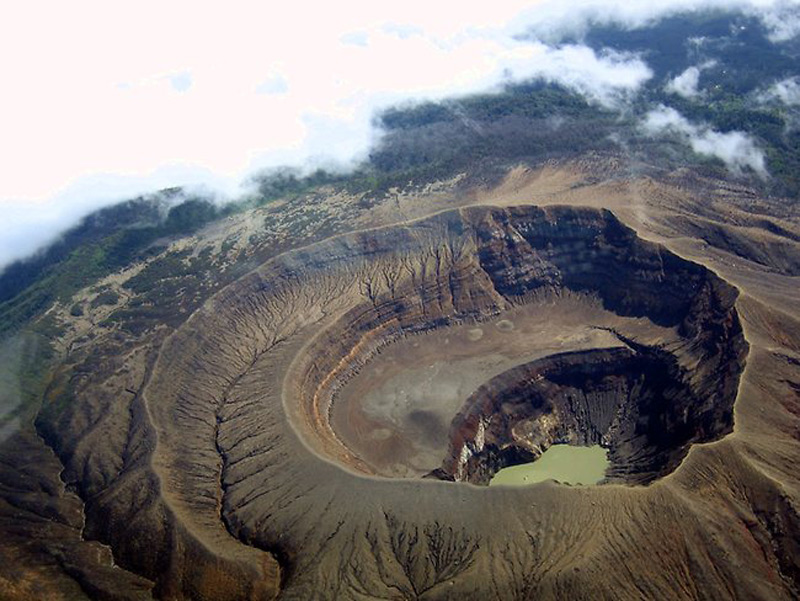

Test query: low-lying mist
[1,0,798,283]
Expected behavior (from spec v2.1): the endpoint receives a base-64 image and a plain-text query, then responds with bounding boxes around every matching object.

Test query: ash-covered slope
[25,203,798,601]
[1,6,799,596]
[291,206,745,488]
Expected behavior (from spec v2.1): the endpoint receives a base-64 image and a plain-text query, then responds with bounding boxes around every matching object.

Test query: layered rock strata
[430,341,731,485]
[296,206,746,485]
[30,204,769,600]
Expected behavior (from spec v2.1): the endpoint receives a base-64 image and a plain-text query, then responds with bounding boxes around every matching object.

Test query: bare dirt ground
[332,294,675,478]
[2,155,799,600]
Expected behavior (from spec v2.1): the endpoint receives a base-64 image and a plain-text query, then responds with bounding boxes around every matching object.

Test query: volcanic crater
[286,205,747,486]
[29,200,790,600]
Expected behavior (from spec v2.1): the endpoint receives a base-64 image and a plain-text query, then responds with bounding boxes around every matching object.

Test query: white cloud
[642,106,768,177]
[0,0,794,268]
[0,0,658,268]
[255,75,289,96]
[666,67,703,98]
[759,76,800,105]
[754,0,800,41]
[665,62,717,98]
[527,46,652,107]
[516,0,800,43]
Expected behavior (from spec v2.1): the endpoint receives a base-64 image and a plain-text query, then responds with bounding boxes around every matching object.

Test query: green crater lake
[489,445,609,487]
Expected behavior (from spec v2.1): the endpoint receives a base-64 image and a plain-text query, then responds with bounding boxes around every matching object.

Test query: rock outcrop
[294,206,746,486]
[431,341,735,485]
[22,201,799,601]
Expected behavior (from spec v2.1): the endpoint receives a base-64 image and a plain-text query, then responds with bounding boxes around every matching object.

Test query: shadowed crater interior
[289,205,748,486]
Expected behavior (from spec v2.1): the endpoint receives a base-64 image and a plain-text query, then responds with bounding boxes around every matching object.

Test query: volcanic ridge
[22,195,800,600]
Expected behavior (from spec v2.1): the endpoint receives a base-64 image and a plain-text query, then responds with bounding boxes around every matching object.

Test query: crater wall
[32,204,759,600]
[292,205,747,484]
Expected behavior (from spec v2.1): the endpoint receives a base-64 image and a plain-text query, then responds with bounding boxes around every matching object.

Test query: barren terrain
[1,157,799,600]
[331,299,639,479]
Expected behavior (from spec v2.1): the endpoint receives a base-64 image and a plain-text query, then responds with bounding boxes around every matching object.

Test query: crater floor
[331,297,673,479]
[290,206,746,489]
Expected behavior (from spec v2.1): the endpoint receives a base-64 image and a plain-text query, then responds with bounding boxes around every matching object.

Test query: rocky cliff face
[293,206,746,486]
[26,201,789,601]
[430,342,735,485]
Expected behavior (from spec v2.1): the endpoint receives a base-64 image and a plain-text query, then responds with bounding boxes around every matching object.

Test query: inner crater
[287,205,748,486]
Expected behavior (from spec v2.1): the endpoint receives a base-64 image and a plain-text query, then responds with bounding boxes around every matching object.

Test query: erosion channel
[33,204,752,599]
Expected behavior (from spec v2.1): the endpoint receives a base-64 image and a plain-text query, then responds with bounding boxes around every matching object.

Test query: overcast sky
[0,0,797,269]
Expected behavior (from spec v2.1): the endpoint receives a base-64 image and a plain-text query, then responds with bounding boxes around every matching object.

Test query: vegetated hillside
[1,76,620,332]
[577,10,800,195]
[0,191,218,335]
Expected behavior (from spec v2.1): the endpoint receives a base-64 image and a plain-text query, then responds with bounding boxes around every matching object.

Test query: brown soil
[3,157,798,600]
